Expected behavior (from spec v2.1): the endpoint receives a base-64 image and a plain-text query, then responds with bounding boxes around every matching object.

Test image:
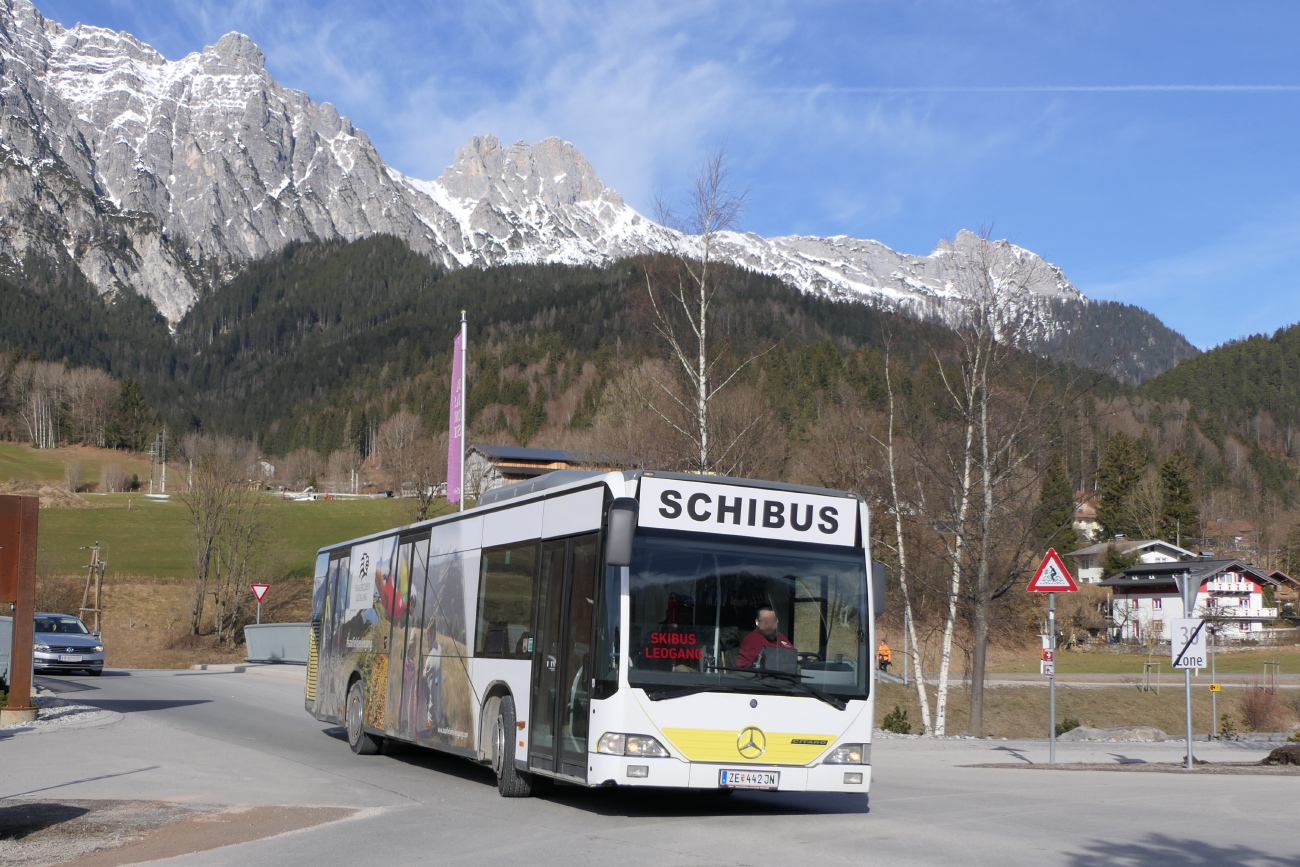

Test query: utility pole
[146,438,157,495]
[159,429,167,494]
[78,542,106,633]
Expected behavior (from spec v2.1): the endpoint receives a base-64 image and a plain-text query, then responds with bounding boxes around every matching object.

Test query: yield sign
[250,583,271,602]
[1026,548,1078,592]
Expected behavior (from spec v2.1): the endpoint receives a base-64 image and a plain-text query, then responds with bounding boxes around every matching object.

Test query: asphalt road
[3,669,1298,866]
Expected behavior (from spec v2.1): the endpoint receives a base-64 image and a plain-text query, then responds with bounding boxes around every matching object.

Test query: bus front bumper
[587,754,871,792]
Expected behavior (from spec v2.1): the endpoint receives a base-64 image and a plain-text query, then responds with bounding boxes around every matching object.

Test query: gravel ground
[0,695,120,737]
[0,800,358,867]
[0,799,224,867]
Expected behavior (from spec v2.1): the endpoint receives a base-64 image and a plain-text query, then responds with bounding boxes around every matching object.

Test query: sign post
[1026,548,1079,764]
[1172,571,1204,769]
[1209,626,1218,738]
[250,583,270,625]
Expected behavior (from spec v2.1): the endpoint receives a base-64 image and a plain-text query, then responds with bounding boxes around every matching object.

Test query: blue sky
[37,1,1300,349]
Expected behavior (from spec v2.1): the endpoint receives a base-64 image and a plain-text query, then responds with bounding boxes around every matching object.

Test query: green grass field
[0,443,67,480]
[36,494,447,580]
[0,441,153,484]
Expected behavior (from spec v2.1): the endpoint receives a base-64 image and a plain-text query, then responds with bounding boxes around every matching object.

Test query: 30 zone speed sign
[1172,618,1207,669]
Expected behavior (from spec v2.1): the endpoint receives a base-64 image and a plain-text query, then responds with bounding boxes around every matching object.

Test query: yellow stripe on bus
[660,728,834,765]
[305,627,319,701]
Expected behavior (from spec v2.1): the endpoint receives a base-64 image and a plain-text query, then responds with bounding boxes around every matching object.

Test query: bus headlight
[597,733,670,758]
[823,743,869,764]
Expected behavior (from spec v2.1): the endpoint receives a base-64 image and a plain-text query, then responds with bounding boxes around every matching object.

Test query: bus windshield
[627,530,869,700]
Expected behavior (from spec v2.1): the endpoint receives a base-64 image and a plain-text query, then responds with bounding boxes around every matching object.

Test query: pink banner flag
[447,330,463,504]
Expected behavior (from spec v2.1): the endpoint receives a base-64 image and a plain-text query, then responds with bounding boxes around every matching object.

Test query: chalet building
[1072,494,1102,542]
[463,444,629,496]
[1202,519,1256,555]
[1102,558,1280,641]
[1064,538,1195,584]
[1267,569,1299,612]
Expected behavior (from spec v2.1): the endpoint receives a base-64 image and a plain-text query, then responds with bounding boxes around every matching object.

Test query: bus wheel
[493,695,534,797]
[347,680,382,755]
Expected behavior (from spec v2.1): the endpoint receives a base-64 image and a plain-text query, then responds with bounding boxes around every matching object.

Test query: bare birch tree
[909,230,1098,736]
[643,149,768,473]
[874,342,935,734]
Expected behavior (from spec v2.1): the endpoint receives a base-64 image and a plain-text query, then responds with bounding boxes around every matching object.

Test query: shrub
[1239,684,1284,732]
[1056,716,1082,736]
[35,575,85,617]
[881,705,912,734]
[1219,714,1239,741]
[101,464,128,493]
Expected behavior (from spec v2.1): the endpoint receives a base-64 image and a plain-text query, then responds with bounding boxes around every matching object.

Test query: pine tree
[1096,431,1144,539]
[107,376,151,451]
[1033,451,1079,553]
[1159,449,1198,546]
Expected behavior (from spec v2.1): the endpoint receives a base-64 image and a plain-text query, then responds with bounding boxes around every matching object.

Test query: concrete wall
[244,622,310,664]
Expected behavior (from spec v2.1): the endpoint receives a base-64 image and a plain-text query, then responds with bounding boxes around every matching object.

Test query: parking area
[2,668,1296,867]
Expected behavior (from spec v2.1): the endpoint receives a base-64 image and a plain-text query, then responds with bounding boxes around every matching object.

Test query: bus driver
[737,606,794,668]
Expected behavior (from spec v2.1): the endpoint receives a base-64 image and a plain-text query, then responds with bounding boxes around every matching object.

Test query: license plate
[59,654,83,662]
[719,769,779,789]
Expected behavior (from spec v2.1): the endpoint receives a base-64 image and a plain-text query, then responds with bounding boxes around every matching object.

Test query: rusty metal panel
[0,496,19,603]
[1,496,38,710]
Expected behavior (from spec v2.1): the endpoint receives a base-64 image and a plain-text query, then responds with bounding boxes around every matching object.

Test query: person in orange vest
[877,639,892,672]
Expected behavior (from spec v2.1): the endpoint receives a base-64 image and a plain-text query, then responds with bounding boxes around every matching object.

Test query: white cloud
[1084,200,1300,349]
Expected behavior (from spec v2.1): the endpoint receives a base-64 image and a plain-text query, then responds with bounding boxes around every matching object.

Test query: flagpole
[459,310,466,512]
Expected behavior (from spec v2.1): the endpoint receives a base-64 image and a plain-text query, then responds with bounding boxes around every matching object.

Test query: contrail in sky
[763,84,1300,94]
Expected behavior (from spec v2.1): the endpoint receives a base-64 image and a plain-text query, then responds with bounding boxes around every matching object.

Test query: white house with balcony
[1064,538,1196,584]
[1101,558,1280,642]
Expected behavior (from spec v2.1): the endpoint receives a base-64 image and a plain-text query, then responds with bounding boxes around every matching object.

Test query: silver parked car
[33,612,104,676]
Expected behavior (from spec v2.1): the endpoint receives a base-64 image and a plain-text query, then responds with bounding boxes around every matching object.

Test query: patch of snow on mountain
[0,0,1086,334]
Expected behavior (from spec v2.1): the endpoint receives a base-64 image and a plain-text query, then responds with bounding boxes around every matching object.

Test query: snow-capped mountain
[0,0,1088,333]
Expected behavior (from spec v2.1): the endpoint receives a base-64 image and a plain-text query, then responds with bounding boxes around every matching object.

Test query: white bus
[306,470,883,796]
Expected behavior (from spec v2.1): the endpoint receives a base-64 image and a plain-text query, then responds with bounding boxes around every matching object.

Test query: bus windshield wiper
[644,683,757,701]
[713,667,847,711]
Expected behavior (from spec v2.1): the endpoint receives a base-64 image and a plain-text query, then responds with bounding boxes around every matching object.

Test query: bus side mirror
[605,498,639,567]
[871,561,886,619]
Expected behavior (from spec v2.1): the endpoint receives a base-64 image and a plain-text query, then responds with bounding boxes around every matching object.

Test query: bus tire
[493,695,533,797]
[347,679,382,756]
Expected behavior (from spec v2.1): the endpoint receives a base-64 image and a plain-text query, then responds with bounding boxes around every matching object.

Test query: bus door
[387,533,430,738]
[529,533,599,779]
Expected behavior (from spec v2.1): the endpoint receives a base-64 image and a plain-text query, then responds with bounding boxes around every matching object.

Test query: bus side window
[312,552,330,621]
[475,541,539,659]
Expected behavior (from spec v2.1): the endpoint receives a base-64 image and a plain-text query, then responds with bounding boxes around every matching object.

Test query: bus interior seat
[485,624,506,657]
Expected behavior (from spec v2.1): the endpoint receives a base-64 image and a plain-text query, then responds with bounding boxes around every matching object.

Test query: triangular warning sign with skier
[1026,548,1078,592]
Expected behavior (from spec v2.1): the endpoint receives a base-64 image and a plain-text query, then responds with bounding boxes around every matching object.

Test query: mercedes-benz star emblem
[737,726,766,759]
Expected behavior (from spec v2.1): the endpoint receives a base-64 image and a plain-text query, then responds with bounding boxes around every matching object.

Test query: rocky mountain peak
[210,31,264,69]
[440,134,608,210]
[0,0,1198,382]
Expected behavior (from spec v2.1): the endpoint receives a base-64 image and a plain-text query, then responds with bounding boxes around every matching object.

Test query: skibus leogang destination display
[306,470,883,797]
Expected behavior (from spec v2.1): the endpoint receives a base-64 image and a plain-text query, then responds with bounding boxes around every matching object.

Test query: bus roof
[315,469,860,556]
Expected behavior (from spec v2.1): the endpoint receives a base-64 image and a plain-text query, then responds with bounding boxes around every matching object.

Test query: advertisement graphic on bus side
[638,477,857,547]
